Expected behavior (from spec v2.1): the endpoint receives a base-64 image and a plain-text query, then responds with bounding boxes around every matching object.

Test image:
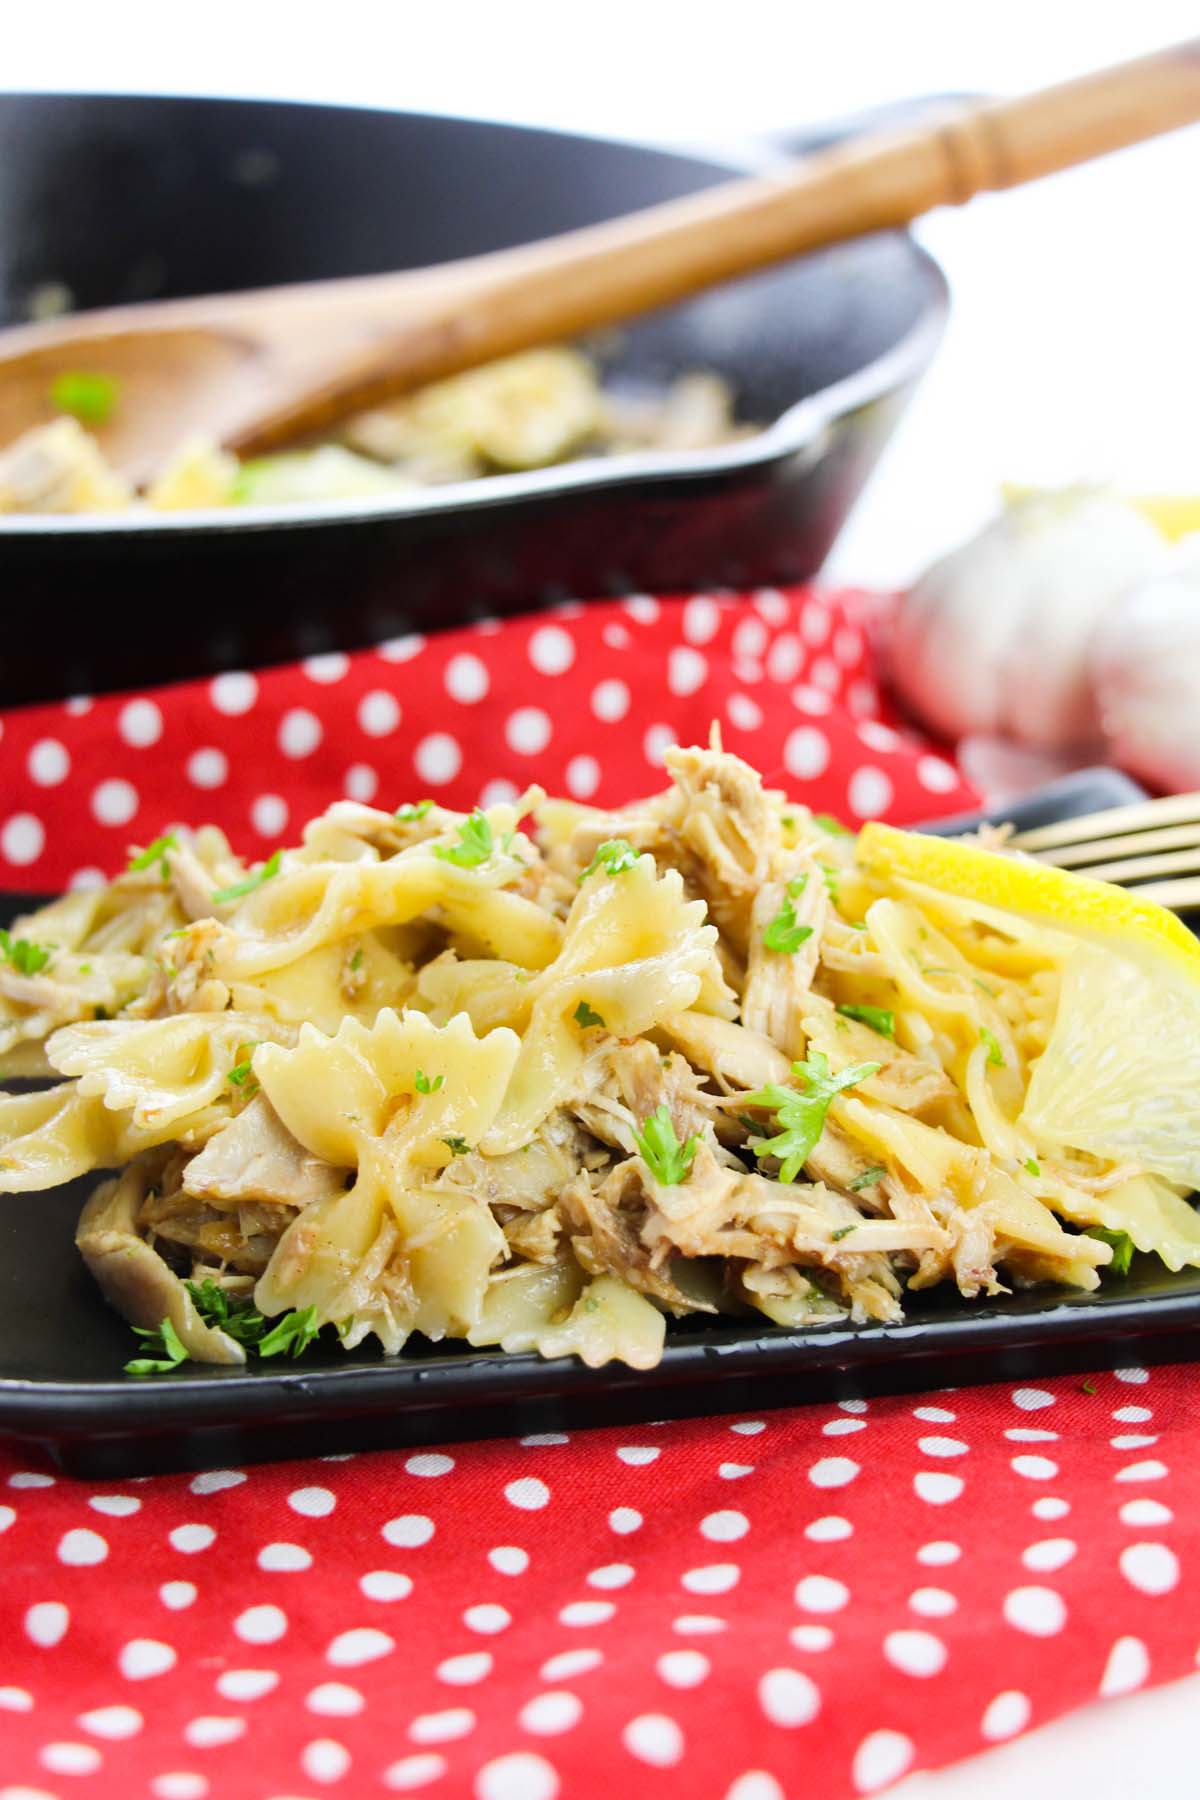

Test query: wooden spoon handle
[233,37,1200,453]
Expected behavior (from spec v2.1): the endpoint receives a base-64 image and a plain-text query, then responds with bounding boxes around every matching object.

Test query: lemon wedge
[858,822,1200,1188]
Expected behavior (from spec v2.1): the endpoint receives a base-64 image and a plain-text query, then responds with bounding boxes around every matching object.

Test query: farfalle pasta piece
[0,1082,218,1192]
[535,1273,666,1369]
[229,935,418,1036]
[0,1085,125,1191]
[47,1011,286,1132]
[481,855,719,1153]
[253,1009,519,1346]
[196,842,561,982]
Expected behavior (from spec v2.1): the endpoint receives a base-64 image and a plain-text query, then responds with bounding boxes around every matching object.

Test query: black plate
[0,92,948,705]
[3,766,1192,1480]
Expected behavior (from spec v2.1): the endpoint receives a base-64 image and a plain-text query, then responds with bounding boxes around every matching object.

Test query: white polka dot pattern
[4,589,1178,1800]
[0,587,977,886]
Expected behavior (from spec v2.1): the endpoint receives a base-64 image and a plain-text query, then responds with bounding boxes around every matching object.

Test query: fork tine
[1031,822,1200,868]
[1066,847,1200,884]
[1130,876,1200,910]
[1009,792,1200,852]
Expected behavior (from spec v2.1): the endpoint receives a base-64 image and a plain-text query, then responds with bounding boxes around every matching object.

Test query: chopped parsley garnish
[441,1136,471,1156]
[414,1069,444,1094]
[336,1316,357,1340]
[836,1003,895,1039]
[1085,1226,1134,1276]
[183,1278,266,1346]
[762,888,814,954]
[980,1027,1005,1068]
[814,812,853,837]
[211,849,282,905]
[848,1166,887,1191]
[434,810,495,868]
[1024,1157,1041,1177]
[0,929,52,976]
[139,1285,323,1364]
[573,1001,606,1029]
[349,948,364,972]
[50,369,119,426]
[633,1105,698,1186]
[1081,1378,1097,1395]
[741,1052,880,1183]
[124,1316,190,1376]
[831,1225,858,1242]
[781,814,796,829]
[257,1305,321,1359]
[227,1040,262,1092]
[395,799,433,822]
[127,833,178,878]
[820,865,840,901]
[580,837,640,881]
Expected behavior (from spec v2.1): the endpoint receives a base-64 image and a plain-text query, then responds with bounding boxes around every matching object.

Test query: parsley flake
[742,1052,881,1183]
[0,929,52,976]
[434,810,495,868]
[633,1105,698,1186]
[50,369,119,425]
[814,812,853,837]
[574,1001,606,1029]
[1081,1378,1097,1395]
[831,1225,858,1242]
[580,837,640,881]
[349,948,364,972]
[762,893,814,955]
[127,832,178,878]
[848,1166,887,1191]
[258,1305,321,1358]
[212,849,282,905]
[441,1136,471,1156]
[836,1003,895,1039]
[227,1042,262,1095]
[125,1315,190,1375]
[395,799,433,822]
[1024,1157,1041,1177]
[414,1069,444,1094]
[1085,1225,1134,1276]
[980,1027,1005,1068]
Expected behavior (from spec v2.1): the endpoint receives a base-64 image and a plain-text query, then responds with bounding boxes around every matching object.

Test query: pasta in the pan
[0,734,1196,1373]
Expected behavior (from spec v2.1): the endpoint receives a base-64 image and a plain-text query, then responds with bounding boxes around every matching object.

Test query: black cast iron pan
[0,94,949,706]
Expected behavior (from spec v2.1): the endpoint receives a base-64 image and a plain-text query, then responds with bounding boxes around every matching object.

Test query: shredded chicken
[0,736,1148,1375]
[182,1095,347,1210]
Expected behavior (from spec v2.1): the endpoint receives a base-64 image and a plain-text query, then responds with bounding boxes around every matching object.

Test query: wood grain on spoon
[2,37,1198,485]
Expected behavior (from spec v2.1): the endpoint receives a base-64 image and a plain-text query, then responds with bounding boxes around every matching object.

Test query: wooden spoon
[2,38,1198,486]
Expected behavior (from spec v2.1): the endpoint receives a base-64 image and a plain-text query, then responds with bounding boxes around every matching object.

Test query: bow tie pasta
[0,736,1196,1376]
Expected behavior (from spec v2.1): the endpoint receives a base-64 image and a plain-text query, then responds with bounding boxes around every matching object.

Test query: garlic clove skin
[1090,544,1200,792]
[891,489,1165,751]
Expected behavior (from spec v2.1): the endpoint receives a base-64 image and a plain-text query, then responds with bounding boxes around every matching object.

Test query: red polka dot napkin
[0,587,970,891]
[2,1369,1197,1800]
[1,588,1194,1800]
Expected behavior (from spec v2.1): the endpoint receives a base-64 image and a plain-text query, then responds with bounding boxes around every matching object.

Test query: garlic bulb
[1090,543,1200,791]
[891,489,1164,750]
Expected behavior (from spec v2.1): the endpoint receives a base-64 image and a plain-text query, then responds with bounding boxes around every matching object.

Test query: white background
[5,2,1200,1790]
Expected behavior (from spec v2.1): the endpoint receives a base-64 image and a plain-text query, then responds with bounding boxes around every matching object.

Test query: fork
[1007,793,1200,910]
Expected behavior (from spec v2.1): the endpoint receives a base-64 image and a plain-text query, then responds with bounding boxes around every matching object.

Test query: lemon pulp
[858,822,1200,1189]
